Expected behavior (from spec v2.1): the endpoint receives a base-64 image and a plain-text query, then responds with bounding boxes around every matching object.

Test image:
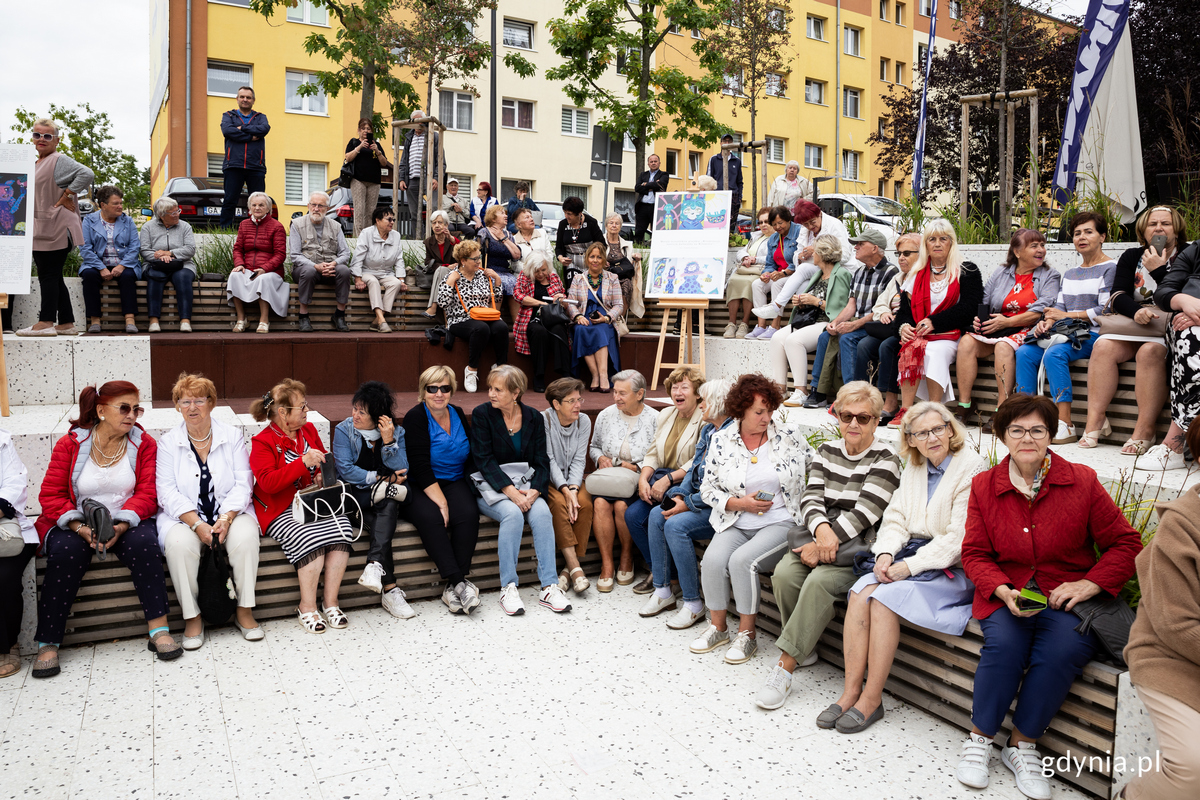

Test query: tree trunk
[360,60,377,125]
[997,0,1009,233]
[749,94,758,212]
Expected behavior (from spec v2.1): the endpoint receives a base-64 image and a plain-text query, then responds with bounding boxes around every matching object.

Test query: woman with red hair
[752,198,857,324]
[33,381,175,678]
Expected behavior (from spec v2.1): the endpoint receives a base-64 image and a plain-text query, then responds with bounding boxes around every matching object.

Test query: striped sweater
[800,439,902,545]
[1055,259,1116,328]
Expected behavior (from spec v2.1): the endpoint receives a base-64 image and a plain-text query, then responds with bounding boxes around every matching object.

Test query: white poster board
[0,144,35,295]
[644,190,731,300]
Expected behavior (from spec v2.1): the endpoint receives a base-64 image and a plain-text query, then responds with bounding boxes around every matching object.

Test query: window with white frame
[207,61,250,96]
[878,178,887,196]
[687,152,702,180]
[667,22,681,34]
[439,90,474,131]
[500,179,534,200]
[623,133,636,152]
[560,184,588,204]
[767,6,786,29]
[805,78,825,105]
[842,150,861,181]
[844,25,862,56]
[285,70,326,114]
[765,72,786,97]
[616,48,641,75]
[917,43,929,66]
[502,19,533,50]
[949,0,961,19]
[207,153,223,178]
[879,0,888,20]
[804,143,824,170]
[210,0,250,6]
[286,0,327,25]
[561,107,589,137]
[896,2,906,25]
[894,181,903,200]
[880,57,891,82]
[919,0,933,16]
[284,161,326,205]
[807,15,826,40]
[502,98,534,130]
[665,150,680,177]
[692,29,703,38]
[843,88,862,119]
[765,138,785,164]
[723,70,743,96]
[896,61,906,83]
[878,118,888,139]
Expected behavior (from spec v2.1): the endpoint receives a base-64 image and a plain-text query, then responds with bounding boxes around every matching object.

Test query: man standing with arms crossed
[219,86,270,229]
[633,154,669,245]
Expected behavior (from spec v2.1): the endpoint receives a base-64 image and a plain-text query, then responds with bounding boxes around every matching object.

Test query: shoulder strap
[455,271,497,313]
[585,276,613,317]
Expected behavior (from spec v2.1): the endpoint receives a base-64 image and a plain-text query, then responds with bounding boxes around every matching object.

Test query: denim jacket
[666,418,734,514]
[755,221,802,273]
[80,212,142,277]
[331,417,408,488]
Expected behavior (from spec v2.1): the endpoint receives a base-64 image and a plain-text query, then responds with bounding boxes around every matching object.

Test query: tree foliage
[10,103,150,211]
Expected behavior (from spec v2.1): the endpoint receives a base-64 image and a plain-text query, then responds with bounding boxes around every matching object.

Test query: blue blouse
[429,409,471,481]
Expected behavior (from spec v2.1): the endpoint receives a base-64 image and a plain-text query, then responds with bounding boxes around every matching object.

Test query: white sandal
[1076,418,1112,448]
[569,567,590,594]
[297,608,326,634]
[1122,438,1154,456]
[322,605,349,629]
[256,321,270,334]
[232,320,246,333]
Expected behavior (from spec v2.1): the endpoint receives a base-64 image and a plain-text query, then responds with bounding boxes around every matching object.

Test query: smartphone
[1151,234,1168,254]
[754,490,775,502]
[1016,588,1048,611]
[977,303,991,324]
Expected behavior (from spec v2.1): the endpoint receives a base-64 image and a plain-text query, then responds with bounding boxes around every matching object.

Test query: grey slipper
[835,704,884,733]
[816,703,845,729]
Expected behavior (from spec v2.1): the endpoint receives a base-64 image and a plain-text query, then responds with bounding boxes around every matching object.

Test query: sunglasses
[31,132,57,142]
[895,249,919,257]
[427,384,453,395]
[105,403,144,418]
[837,412,877,425]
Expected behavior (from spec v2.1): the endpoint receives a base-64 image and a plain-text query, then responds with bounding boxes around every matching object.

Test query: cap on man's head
[849,228,888,250]
[720,134,734,143]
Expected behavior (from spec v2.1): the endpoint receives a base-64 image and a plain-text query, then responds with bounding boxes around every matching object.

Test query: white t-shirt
[77,456,136,515]
[740,441,791,530]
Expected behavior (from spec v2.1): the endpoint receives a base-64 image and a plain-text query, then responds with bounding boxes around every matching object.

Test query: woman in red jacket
[249,379,354,633]
[227,192,288,333]
[33,381,176,678]
[956,394,1141,799]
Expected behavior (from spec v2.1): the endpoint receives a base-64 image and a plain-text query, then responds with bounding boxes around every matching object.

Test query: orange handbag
[456,273,501,321]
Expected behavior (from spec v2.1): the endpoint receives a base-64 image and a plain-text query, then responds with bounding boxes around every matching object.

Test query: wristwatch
[189,519,203,533]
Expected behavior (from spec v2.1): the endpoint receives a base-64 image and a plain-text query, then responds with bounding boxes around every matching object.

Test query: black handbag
[1071,594,1137,668]
[538,300,571,329]
[81,498,115,561]
[789,305,827,330]
[339,162,355,188]
[196,538,238,626]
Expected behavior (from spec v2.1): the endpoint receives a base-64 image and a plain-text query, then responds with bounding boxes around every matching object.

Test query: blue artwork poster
[646,191,731,300]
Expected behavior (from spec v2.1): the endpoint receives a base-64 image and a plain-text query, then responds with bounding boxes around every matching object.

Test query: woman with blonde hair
[566,241,625,392]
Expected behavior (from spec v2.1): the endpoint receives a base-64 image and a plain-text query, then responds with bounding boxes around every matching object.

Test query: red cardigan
[36,425,158,543]
[249,422,325,532]
[232,215,286,275]
[961,453,1142,619]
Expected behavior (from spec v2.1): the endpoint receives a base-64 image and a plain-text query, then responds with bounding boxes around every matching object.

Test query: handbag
[787,521,877,567]
[789,304,826,331]
[585,279,629,336]
[291,459,363,541]
[196,538,238,626]
[456,266,501,321]
[538,299,571,329]
[1071,594,1137,668]
[469,462,535,506]
[1096,291,1169,338]
[584,467,640,499]
[339,161,355,188]
[81,498,115,561]
[370,475,408,505]
[0,521,25,557]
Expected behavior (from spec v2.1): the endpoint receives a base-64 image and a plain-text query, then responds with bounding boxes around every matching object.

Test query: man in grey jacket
[289,191,352,331]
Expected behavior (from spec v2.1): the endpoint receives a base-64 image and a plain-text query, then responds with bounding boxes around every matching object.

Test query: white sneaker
[735,322,750,339]
[723,322,736,338]
[724,630,758,664]
[357,561,385,594]
[753,302,782,320]
[783,389,806,407]
[758,326,777,340]
[442,584,463,614]
[956,732,993,789]
[799,650,819,667]
[689,623,730,653]
[464,369,479,393]
[538,584,572,613]
[665,605,706,630]
[638,592,677,617]
[382,587,415,619]
[457,580,481,614]
[499,582,525,615]
[1052,420,1078,444]
[1002,742,1052,800]
[1136,443,1187,471]
[148,322,161,333]
[180,321,192,333]
[754,664,793,710]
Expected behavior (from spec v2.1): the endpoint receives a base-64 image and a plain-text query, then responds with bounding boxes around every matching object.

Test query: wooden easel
[651,299,708,390]
[0,294,9,416]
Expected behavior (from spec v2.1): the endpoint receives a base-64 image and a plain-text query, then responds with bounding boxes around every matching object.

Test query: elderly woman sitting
[957,394,1141,799]
[0,430,36,678]
[438,239,509,394]
[755,381,901,705]
[567,242,625,392]
[80,185,141,334]
[139,196,196,332]
[820,402,986,733]
[157,373,261,647]
[693,374,812,665]
[227,191,288,333]
[513,251,570,394]
[352,206,407,333]
[542,378,594,595]
[332,381,413,620]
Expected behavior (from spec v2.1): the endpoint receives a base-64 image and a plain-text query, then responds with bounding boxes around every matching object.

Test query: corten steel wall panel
[150,340,227,399]
[224,341,292,397]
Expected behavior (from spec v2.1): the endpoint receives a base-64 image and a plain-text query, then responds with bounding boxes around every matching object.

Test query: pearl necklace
[188,427,213,445]
[91,436,127,468]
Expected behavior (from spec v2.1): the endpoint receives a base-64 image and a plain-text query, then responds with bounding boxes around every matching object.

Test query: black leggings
[449,319,509,369]
[402,478,480,586]
[527,319,571,381]
[0,543,36,653]
[33,246,76,325]
[348,485,401,586]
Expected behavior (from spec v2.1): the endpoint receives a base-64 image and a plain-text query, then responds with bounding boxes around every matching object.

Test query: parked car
[160,177,279,230]
[816,193,904,248]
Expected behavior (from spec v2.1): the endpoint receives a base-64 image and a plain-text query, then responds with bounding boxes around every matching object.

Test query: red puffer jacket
[249,422,325,532]
[232,215,286,275]
[36,425,159,543]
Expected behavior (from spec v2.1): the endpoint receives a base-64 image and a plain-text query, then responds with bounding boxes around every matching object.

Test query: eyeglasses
[104,403,144,418]
[560,397,584,406]
[309,203,328,209]
[895,249,919,257]
[177,399,208,409]
[837,412,877,425]
[282,402,310,412]
[908,423,949,441]
[427,385,453,395]
[464,256,482,263]
[31,132,56,142]
[1006,425,1050,441]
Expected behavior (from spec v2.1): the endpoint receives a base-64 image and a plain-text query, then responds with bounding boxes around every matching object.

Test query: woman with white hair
[227,191,288,333]
[603,212,643,318]
[351,205,406,332]
[139,196,197,332]
[767,161,811,209]
[511,206,552,264]
[422,210,460,322]
[513,251,570,393]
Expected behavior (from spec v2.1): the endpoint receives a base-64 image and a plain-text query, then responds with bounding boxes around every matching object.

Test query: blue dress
[572,290,620,374]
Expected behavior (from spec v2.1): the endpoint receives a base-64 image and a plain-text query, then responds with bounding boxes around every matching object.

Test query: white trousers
[359,273,405,313]
[751,276,790,309]
[769,322,824,388]
[163,515,261,620]
[757,263,819,310]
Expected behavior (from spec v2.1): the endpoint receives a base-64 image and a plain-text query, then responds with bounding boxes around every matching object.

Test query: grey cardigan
[138,218,197,274]
[981,262,1062,315]
[541,408,591,488]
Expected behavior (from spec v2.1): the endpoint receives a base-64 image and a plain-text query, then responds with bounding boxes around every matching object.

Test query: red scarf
[898,267,961,386]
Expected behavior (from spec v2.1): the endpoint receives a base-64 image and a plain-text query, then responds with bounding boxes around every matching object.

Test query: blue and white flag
[1052,0,1145,222]
[912,0,938,198]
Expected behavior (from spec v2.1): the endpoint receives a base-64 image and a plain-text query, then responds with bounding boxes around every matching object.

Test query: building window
[616,48,641,75]
[806,15,826,41]
[665,149,680,177]
[949,1,961,19]
[667,22,681,34]
[919,0,933,16]
[561,107,589,137]
[209,0,250,6]
[765,137,785,164]
[284,161,326,205]
[500,178,534,200]
[207,61,250,97]
[692,29,703,39]
[878,178,887,196]
[448,174,472,204]
[723,70,743,96]
[843,88,861,119]
[624,133,636,152]
[765,72,786,97]
[502,99,534,130]
[844,26,861,57]
[880,57,891,82]
[804,143,824,170]
[688,152,702,180]
[286,0,327,25]
[285,70,326,115]
[879,0,888,20]
[561,184,588,204]
[842,150,861,181]
[502,19,533,50]
[917,43,929,67]
[439,90,474,131]
[767,6,786,29]
[804,79,825,105]
[896,62,906,83]
[878,118,888,139]
[896,2,905,26]
[206,153,224,178]
[894,180,903,200]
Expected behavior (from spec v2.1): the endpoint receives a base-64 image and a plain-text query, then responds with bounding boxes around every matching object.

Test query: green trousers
[771,550,856,662]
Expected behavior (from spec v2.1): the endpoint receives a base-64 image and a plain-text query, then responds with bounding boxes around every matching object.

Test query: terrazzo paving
[1,585,1090,800]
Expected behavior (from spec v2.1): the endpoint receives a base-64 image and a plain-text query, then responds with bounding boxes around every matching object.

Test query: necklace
[188,426,213,445]
[504,409,522,434]
[744,430,769,463]
[587,273,602,288]
[91,435,127,468]
[930,264,948,275]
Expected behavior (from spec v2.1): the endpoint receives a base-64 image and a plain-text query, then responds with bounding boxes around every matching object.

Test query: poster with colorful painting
[646,191,731,300]
[646,258,725,299]
[0,144,36,295]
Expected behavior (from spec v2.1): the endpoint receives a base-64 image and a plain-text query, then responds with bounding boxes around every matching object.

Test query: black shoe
[298,315,314,333]
[802,391,828,409]
[532,379,546,394]
[880,409,898,426]
[331,312,350,332]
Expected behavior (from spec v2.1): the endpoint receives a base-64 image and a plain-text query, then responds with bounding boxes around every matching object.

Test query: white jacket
[0,430,34,544]
[351,226,406,279]
[871,446,988,575]
[155,417,255,547]
[642,405,704,473]
[701,420,810,534]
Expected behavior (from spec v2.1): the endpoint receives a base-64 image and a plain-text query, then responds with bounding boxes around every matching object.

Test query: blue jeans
[973,606,1097,738]
[145,260,195,320]
[837,327,870,384]
[809,329,832,390]
[1014,332,1098,404]
[476,496,558,589]
[625,498,660,574]
[653,507,713,601]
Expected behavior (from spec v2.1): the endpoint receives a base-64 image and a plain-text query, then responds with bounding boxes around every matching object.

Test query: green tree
[10,103,150,211]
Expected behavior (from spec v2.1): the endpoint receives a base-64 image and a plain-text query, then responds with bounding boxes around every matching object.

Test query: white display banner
[0,144,35,295]
[645,190,731,300]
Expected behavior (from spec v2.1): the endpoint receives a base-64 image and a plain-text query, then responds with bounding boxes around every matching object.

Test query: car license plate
[204,206,221,216]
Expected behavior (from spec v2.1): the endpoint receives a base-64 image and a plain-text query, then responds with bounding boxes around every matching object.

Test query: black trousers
[348,485,400,586]
[220,168,266,229]
[402,478,479,586]
[0,543,36,653]
[449,318,509,370]
[81,268,138,318]
[634,202,653,243]
[33,246,75,325]
[527,319,571,381]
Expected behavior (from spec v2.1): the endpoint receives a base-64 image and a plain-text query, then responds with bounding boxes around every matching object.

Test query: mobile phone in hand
[1151,234,1168,253]
[1016,588,1048,611]
[754,490,775,502]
